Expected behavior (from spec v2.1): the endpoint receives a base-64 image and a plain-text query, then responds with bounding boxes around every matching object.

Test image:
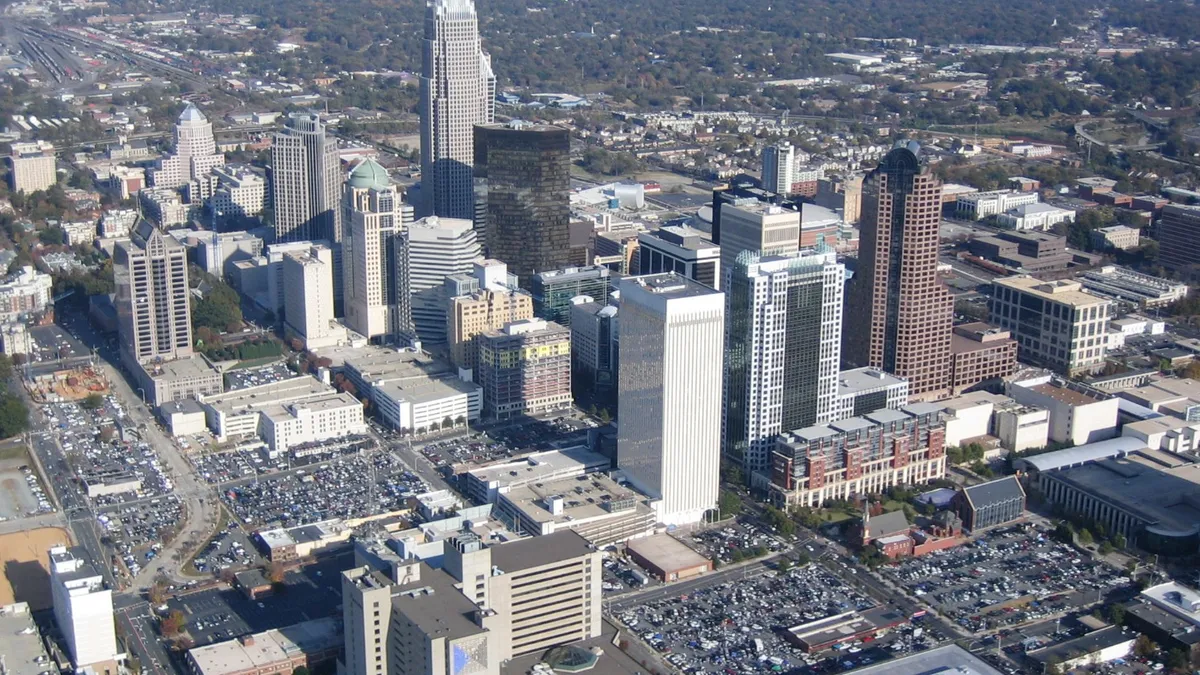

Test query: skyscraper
[342,159,415,342]
[618,273,724,526]
[723,249,844,475]
[400,216,481,343]
[420,0,496,219]
[272,112,343,244]
[715,201,800,279]
[150,104,225,188]
[114,220,194,367]
[474,122,571,285]
[761,141,795,195]
[49,547,118,674]
[283,244,339,349]
[843,143,952,399]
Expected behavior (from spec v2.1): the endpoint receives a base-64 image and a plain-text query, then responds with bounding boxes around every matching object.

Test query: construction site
[25,365,110,403]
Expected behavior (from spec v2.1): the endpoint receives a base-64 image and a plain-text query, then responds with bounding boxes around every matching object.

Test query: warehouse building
[625,534,712,582]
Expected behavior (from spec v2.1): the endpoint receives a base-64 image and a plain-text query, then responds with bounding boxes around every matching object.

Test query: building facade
[990,276,1112,376]
[474,122,571,285]
[569,300,618,409]
[477,319,572,419]
[949,322,1018,395]
[8,140,56,193]
[49,546,119,674]
[1158,204,1200,280]
[529,266,615,326]
[723,250,845,475]
[400,216,481,343]
[114,221,194,367]
[283,244,339,349]
[843,144,952,399]
[716,201,801,279]
[637,226,721,290]
[420,0,496,219]
[447,261,533,375]
[769,403,947,508]
[272,113,343,243]
[618,274,724,526]
[342,159,415,342]
[761,141,795,195]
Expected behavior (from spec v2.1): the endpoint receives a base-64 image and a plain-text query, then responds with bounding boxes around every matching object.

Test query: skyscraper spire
[419,0,496,219]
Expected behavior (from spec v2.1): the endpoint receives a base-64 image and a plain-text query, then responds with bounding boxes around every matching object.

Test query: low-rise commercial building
[185,617,342,675]
[1123,582,1200,665]
[1091,225,1141,251]
[461,447,611,505]
[133,355,224,407]
[1081,266,1189,310]
[769,404,947,508]
[0,266,53,321]
[0,602,54,675]
[968,231,1072,273]
[993,400,1050,452]
[997,202,1075,231]
[991,276,1112,376]
[496,472,656,546]
[955,190,1039,220]
[198,376,366,451]
[625,534,712,582]
[1122,416,1200,453]
[1112,378,1200,420]
[1027,627,1136,672]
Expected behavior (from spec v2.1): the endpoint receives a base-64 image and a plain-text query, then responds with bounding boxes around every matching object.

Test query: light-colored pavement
[98,361,221,589]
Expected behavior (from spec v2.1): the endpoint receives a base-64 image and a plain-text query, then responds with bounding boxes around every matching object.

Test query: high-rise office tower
[761,141,795,195]
[723,249,844,475]
[8,141,56,194]
[342,159,415,342]
[474,122,571,285]
[637,225,721,290]
[1158,204,1200,280]
[715,201,800,281]
[447,260,533,375]
[150,104,226,188]
[114,220,194,367]
[844,142,952,399]
[400,216,481,342]
[478,318,573,420]
[49,546,118,674]
[618,273,724,526]
[570,298,619,409]
[529,266,615,326]
[272,112,343,244]
[420,0,496,219]
[283,244,338,349]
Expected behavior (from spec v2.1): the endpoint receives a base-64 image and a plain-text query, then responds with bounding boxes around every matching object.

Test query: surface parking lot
[221,451,428,528]
[167,553,349,647]
[615,564,940,674]
[0,463,52,519]
[28,325,87,363]
[193,435,376,485]
[880,524,1131,634]
[99,496,184,577]
[191,524,263,575]
[688,522,790,565]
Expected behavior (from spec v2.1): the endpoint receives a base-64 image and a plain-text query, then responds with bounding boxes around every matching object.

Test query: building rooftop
[1027,627,1137,667]
[376,376,479,407]
[489,529,595,573]
[1006,202,1072,216]
[865,510,910,540]
[623,272,718,298]
[961,476,1025,511]
[1051,450,1200,535]
[500,621,648,675]
[187,617,341,675]
[848,644,1004,675]
[994,275,1110,308]
[466,447,610,488]
[391,564,488,642]
[500,472,650,529]
[343,348,453,385]
[837,367,907,396]
[1016,436,1145,472]
[625,533,710,571]
[1142,582,1200,625]
[1028,381,1110,408]
[0,603,52,675]
[200,375,330,416]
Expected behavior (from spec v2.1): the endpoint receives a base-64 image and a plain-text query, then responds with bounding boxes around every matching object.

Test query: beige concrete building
[8,140,56,193]
[343,159,415,341]
[283,244,342,349]
[716,201,801,277]
[115,220,194,366]
[340,530,601,675]
[447,261,533,376]
[990,276,1112,376]
[477,319,572,419]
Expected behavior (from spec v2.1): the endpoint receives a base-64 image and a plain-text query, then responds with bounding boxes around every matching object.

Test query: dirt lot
[0,527,73,609]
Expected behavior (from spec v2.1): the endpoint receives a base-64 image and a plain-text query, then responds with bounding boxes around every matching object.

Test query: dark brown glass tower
[843,143,952,400]
[474,122,571,287]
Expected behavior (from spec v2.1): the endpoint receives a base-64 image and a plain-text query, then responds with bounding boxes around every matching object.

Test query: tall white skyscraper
[49,546,118,674]
[150,104,225,188]
[400,216,481,343]
[618,273,724,526]
[343,159,415,342]
[272,112,343,243]
[419,0,496,219]
[723,249,844,475]
[761,141,795,195]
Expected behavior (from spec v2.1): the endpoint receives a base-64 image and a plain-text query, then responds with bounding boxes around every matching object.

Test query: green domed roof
[347,158,391,190]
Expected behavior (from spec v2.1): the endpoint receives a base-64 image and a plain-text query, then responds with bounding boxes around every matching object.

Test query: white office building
[997,203,1076,231]
[49,546,120,674]
[8,140,56,194]
[208,164,267,223]
[283,244,342,349]
[618,273,724,526]
[723,249,845,475]
[420,0,496,219]
[956,190,1040,220]
[400,216,481,343]
[150,104,225,188]
[761,141,795,195]
[342,159,415,341]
